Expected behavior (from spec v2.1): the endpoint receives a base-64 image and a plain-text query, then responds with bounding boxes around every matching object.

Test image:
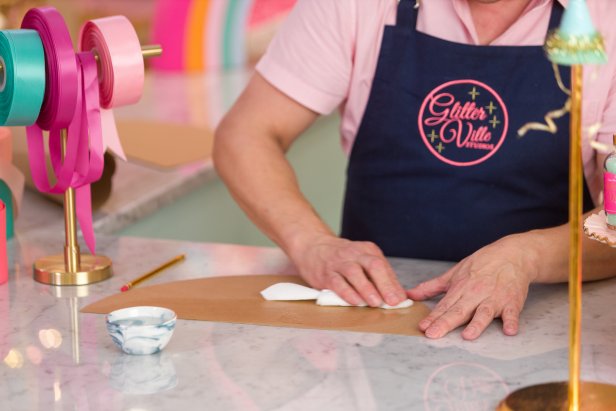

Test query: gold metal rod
[568,64,584,411]
[92,44,162,62]
[140,44,163,58]
[61,129,81,273]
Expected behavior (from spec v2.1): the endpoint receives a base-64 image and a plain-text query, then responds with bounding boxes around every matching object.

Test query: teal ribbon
[0,180,13,239]
[0,30,46,126]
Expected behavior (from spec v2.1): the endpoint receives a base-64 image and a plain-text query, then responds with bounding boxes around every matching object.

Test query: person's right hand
[289,234,407,307]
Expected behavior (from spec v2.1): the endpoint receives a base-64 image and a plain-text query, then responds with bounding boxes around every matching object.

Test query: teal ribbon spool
[0,30,46,126]
[0,180,13,239]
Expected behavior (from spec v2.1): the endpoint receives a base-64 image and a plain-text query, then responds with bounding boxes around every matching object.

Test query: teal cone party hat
[545,0,607,65]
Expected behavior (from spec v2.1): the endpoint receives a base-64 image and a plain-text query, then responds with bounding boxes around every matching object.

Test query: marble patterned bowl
[106,306,177,355]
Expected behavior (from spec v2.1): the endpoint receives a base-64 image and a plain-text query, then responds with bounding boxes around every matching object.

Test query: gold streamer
[552,62,571,96]
[517,98,571,137]
[517,63,571,137]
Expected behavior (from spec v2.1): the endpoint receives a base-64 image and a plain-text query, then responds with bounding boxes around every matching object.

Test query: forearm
[523,207,616,283]
[213,73,335,260]
[214,128,334,257]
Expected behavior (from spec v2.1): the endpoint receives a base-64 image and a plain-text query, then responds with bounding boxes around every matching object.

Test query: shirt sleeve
[255,0,355,115]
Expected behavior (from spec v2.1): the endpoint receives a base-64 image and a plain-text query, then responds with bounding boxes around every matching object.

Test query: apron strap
[396,0,417,28]
[397,0,563,32]
[547,0,564,31]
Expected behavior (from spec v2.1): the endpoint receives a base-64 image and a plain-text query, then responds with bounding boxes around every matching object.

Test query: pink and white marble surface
[1,232,615,411]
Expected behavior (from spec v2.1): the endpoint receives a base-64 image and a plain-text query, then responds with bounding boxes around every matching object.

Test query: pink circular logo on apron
[418,79,508,167]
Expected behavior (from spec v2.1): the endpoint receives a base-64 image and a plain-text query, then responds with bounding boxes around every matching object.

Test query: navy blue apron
[341,0,593,261]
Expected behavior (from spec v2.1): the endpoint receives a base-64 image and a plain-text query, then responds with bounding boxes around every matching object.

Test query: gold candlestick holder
[33,44,162,286]
[497,2,616,409]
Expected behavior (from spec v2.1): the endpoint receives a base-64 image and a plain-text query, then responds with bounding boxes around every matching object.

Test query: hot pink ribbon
[22,7,104,254]
[80,16,145,161]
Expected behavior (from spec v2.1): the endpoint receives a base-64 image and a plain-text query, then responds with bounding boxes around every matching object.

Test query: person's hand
[406,233,541,340]
[290,234,407,307]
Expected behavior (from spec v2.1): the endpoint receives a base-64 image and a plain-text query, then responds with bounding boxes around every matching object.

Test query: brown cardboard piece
[116,120,214,169]
[82,275,429,336]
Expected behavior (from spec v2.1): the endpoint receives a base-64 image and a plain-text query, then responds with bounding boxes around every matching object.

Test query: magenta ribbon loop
[22,7,78,130]
[23,7,79,194]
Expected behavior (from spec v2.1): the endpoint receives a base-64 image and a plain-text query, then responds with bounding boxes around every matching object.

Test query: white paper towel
[260,283,413,310]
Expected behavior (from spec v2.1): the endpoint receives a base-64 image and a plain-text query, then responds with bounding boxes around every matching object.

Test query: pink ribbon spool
[80,16,145,160]
[22,7,105,254]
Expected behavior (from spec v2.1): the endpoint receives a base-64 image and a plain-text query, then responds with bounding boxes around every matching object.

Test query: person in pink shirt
[214,0,616,339]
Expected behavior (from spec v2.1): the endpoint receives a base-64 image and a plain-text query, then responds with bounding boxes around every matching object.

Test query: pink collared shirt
[256,0,616,203]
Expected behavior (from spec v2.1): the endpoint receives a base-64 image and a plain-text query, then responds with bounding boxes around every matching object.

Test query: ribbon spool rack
[0,7,161,286]
[33,43,161,287]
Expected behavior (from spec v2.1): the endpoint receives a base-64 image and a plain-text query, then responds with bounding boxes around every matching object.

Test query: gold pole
[61,129,81,273]
[497,64,616,411]
[497,6,616,408]
[568,64,583,411]
[93,45,163,62]
[140,44,163,58]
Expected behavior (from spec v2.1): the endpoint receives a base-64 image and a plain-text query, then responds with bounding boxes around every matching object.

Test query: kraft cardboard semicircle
[116,120,214,169]
[82,274,430,336]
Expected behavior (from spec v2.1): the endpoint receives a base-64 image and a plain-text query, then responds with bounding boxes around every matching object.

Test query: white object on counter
[106,306,177,355]
[261,282,413,309]
[260,282,321,300]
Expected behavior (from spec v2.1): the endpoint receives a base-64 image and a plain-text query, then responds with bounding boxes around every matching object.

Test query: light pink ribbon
[80,16,145,161]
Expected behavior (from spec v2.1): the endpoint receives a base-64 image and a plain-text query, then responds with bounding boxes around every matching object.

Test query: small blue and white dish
[106,306,177,355]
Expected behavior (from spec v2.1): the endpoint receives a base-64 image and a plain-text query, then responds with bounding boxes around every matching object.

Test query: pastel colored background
[151,0,296,71]
[0,0,295,71]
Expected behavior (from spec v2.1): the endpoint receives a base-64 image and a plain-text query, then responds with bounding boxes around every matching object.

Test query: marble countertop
[1,232,615,411]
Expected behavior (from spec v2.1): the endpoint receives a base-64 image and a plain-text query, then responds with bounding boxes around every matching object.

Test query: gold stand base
[497,381,616,411]
[33,254,112,285]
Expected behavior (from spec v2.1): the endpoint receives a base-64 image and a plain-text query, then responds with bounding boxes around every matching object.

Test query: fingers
[461,302,496,340]
[501,303,521,336]
[326,273,365,306]
[420,297,473,339]
[357,254,406,306]
[319,241,405,307]
[331,258,405,307]
[421,297,522,340]
[336,261,383,307]
[406,271,452,301]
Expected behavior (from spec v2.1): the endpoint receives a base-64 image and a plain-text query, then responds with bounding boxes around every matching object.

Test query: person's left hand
[406,233,541,340]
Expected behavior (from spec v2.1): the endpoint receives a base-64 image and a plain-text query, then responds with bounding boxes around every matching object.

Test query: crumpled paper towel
[261,283,413,309]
